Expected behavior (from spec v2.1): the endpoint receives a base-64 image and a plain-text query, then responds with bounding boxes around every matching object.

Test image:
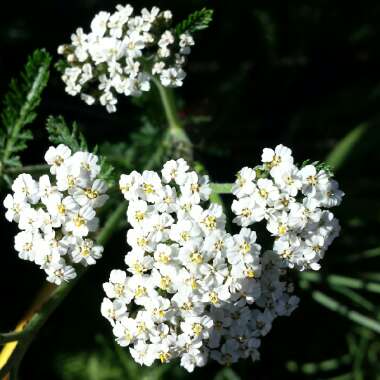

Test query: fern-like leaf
[46,115,114,184]
[46,115,88,151]
[0,49,51,177]
[175,8,214,35]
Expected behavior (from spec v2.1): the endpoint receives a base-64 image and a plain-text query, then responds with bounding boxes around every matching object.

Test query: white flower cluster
[101,158,301,372]
[58,4,195,112]
[232,144,344,271]
[3,145,108,285]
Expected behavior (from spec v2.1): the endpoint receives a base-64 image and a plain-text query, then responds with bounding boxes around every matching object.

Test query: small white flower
[45,259,77,285]
[3,193,29,222]
[12,174,40,204]
[232,197,265,226]
[71,238,103,266]
[44,144,72,174]
[161,158,189,184]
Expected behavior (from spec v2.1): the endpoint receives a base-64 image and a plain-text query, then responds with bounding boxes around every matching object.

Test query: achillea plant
[2,4,365,380]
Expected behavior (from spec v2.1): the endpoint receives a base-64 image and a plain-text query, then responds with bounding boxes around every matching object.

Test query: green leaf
[175,8,214,35]
[0,49,51,176]
[46,115,88,151]
[326,122,368,171]
[287,353,351,374]
[46,116,114,184]
[311,290,380,334]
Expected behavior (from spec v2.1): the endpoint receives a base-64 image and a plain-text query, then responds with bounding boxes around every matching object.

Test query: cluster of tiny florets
[3,145,108,284]
[101,155,302,372]
[58,4,195,112]
[232,144,344,271]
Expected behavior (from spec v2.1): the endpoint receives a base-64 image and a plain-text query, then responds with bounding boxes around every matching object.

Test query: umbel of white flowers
[58,4,195,112]
[3,145,108,285]
[101,145,343,372]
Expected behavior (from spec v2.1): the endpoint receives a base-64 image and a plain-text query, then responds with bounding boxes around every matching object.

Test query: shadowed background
[1,1,380,379]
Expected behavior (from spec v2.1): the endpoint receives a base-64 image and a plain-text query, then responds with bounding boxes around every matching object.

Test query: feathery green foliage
[175,8,214,35]
[46,115,88,151]
[46,115,114,184]
[0,49,51,182]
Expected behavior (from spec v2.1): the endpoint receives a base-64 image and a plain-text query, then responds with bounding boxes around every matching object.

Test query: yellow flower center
[135,286,147,298]
[259,188,268,199]
[240,241,251,255]
[114,283,125,297]
[214,240,224,251]
[159,352,171,363]
[154,308,166,319]
[137,237,147,248]
[190,251,203,264]
[135,211,145,222]
[158,252,170,264]
[85,188,98,199]
[245,269,256,278]
[191,183,199,193]
[181,301,193,311]
[180,231,190,241]
[54,156,64,166]
[278,224,288,236]
[120,184,130,193]
[209,291,219,304]
[270,154,281,168]
[74,215,86,227]
[132,261,145,274]
[159,276,171,290]
[137,321,146,334]
[143,183,155,194]
[58,204,66,215]
[241,208,252,218]
[192,323,203,336]
[23,242,33,251]
[203,215,217,230]
[67,176,75,188]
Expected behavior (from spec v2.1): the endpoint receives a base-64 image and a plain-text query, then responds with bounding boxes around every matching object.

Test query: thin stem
[210,183,233,194]
[152,78,182,131]
[5,164,49,175]
[152,78,193,164]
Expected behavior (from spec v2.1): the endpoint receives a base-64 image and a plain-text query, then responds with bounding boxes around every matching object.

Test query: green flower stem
[5,164,50,175]
[300,272,380,294]
[152,78,193,166]
[0,201,128,377]
[210,183,233,194]
[152,78,182,132]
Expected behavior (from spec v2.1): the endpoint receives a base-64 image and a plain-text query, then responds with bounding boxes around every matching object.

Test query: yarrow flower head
[232,144,344,271]
[58,4,196,112]
[100,150,334,371]
[3,144,108,285]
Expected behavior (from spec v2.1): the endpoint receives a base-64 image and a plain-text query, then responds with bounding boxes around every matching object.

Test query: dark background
[1,1,380,379]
